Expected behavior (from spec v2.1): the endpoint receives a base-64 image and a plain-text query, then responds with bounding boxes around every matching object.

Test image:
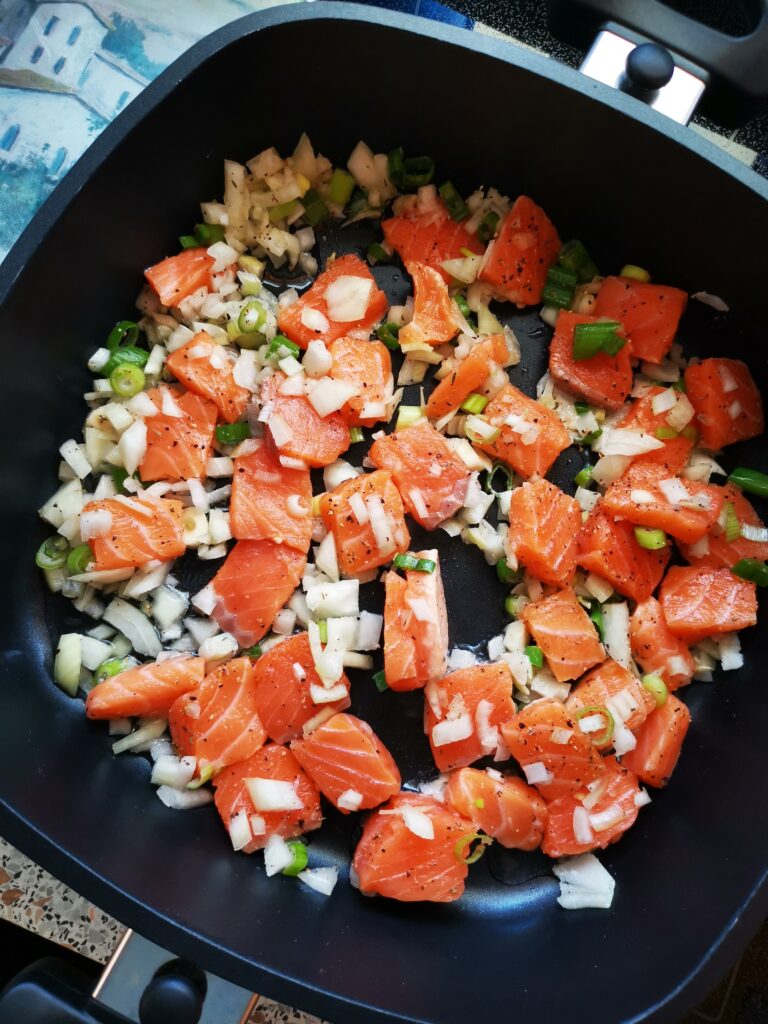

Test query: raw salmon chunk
[291,712,401,813]
[566,659,655,745]
[658,565,757,644]
[685,358,764,451]
[630,598,695,690]
[522,589,605,683]
[382,198,484,284]
[475,383,570,478]
[542,756,641,858]
[369,420,471,530]
[169,657,265,773]
[383,551,448,691]
[576,503,670,602]
[501,698,606,802]
[166,333,250,424]
[230,438,312,552]
[478,195,560,306]
[319,469,409,576]
[140,386,218,483]
[549,310,632,411]
[505,477,581,586]
[351,793,473,902]
[618,386,694,475]
[209,540,306,647]
[85,495,185,571]
[276,254,388,350]
[328,336,393,427]
[679,484,768,568]
[252,632,350,744]
[621,694,691,788]
[445,768,547,851]
[260,372,350,469]
[424,662,515,771]
[145,247,214,308]
[399,261,461,350]
[425,335,509,419]
[593,276,687,364]
[601,465,723,544]
[86,656,205,720]
[213,744,322,853]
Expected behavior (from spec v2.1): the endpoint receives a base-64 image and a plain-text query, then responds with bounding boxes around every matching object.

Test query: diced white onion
[324,275,373,322]
[297,867,338,896]
[305,579,359,618]
[300,306,330,333]
[309,681,349,704]
[228,810,252,852]
[264,834,294,876]
[118,419,147,476]
[666,393,695,431]
[401,805,435,840]
[551,727,572,745]
[79,508,112,540]
[267,412,294,449]
[728,400,743,419]
[589,804,624,833]
[718,632,743,671]
[573,806,594,845]
[156,786,212,810]
[691,291,729,312]
[431,714,473,747]
[634,789,652,808]
[578,714,607,735]
[366,494,396,555]
[199,631,238,663]
[522,762,553,786]
[246,777,303,813]
[59,439,92,480]
[356,611,383,651]
[596,428,664,457]
[658,477,690,506]
[151,755,197,789]
[103,598,160,657]
[584,573,613,604]
[338,789,363,812]
[554,853,616,910]
[602,603,630,668]
[161,389,184,418]
[348,492,369,524]
[591,455,632,487]
[307,377,359,417]
[323,458,359,491]
[303,339,333,378]
[630,489,656,505]
[651,389,677,415]
[406,597,433,623]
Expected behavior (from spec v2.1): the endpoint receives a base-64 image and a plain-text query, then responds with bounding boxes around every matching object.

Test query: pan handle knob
[138,970,204,1024]
[625,42,675,91]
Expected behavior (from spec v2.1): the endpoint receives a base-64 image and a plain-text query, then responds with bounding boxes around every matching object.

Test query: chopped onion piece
[718,633,743,671]
[356,611,383,651]
[666,393,695,431]
[584,573,613,604]
[728,400,743,419]
[741,523,768,542]
[323,458,359,491]
[651,389,677,415]
[691,291,729,312]
[303,339,333,378]
[573,806,594,845]
[522,761,553,786]
[634,789,652,808]
[366,494,396,555]
[264,834,294,877]
[658,477,690,506]
[591,455,632,487]
[246,777,303,812]
[348,492,369,524]
[432,714,473,747]
[309,681,349,704]
[324,275,373,322]
[156,786,213,810]
[297,867,338,896]
[550,727,572,745]
[103,598,160,657]
[402,805,435,840]
[59,439,92,480]
[554,853,616,910]
[596,428,664,457]
[406,597,433,623]
[300,306,330,333]
[630,489,656,504]
[602,602,630,668]
[305,579,359,618]
[338,789,363,812]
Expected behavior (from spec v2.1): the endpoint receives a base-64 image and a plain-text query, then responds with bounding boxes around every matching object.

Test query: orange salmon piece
[593,276,687,364]
[213,744,322,853]
[444,768,547,851]
[328,336,392,427]
[679,484,768,568]
[685,358,764,451]
[319,469,409,576]
[549,310,633,411]
[618,386,694,475]
[252,632,350,745]
[658,565,757,644]
[291,712,401,813]
[369,420,470,529]
[382,198,484,284]
[630,598,695,691]
[230,438,312,552]
[85,495,185,570]
[501,697,606,802]
[566,659,655,745]
[424,335,509,419]
[621,694,691,788]
[478,195,560,306]
[145,247,214,308]
[424,663,515,772]
[399,261,461,349]
[542,756,641,858]
[165,333,250,424]
[168,657,265,773]
[576,503,670,602]
[476,383,570,478]
[86,656,205,720]
[351,793,472,903]
[383,550,448,691]
[139,386,217,483]
[260,372,350,468]
[276,254,388,350]
[522,589,605,683]
[209,540,306,648]
[505,477,581,586]
[601,465,723,544]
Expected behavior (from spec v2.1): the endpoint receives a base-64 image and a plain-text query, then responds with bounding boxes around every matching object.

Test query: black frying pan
[1,5,767,1022]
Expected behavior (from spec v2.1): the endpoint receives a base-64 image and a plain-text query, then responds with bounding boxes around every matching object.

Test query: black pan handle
[547,0,768,125]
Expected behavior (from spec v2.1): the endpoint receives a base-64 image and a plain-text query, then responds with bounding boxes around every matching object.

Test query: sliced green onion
[577,429,603,447]
[654,426,678,440]
[477,210,500,244]
[574,464,594,489]
[269,198,299,222]
[377,322,401,351]
[245,644,263,659]
[281,840,309,877]
[328,168,356,208]
[302,188,330,227]
[723,501,742,543]
[525,646,544,668]
[641,673,668,708]
[454,294,472,320]
[267,334,301,358]
[415,558,436,573]
[367,242,391,265]
[621,264,651,283]
[572,321,626,361]
[505,595,526,617]
[681,424,698,442]
[373,670,388,692]
[187,764,214,790]
[547,266,578,289]
[103,345,149,377]
[66,543,93,575]
[464,415,500,445]
[401,155,435,189]
[496,560,519,585]
[194,222,226,246]
[729,467,768,499]
[106,320,139,353]
[731,558,768,587]
[347,188,370,219]
[474,797,485,809]
[438,181,469,222]
[541,282,573,310]
[634,527,668,550]
[558,239,599,282]
[387,147,405,187]
[110,363,145,397]
[179,234,199,249]
[454,832,493,864]
[238,300,267,334]
[461,393,489,415]
[589,601,604,640]
[396,406,423,431]
[94,658,124,683]
[575,704,614,746]
[484,461,515,494]
[671,378,687,393]
[393,553,419,571]
[216,422,251,446]
[318,620,328,644]
[574,401,591,416]
[111,467,130,493]
[35,536,69,570]
[349,427,365,443]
